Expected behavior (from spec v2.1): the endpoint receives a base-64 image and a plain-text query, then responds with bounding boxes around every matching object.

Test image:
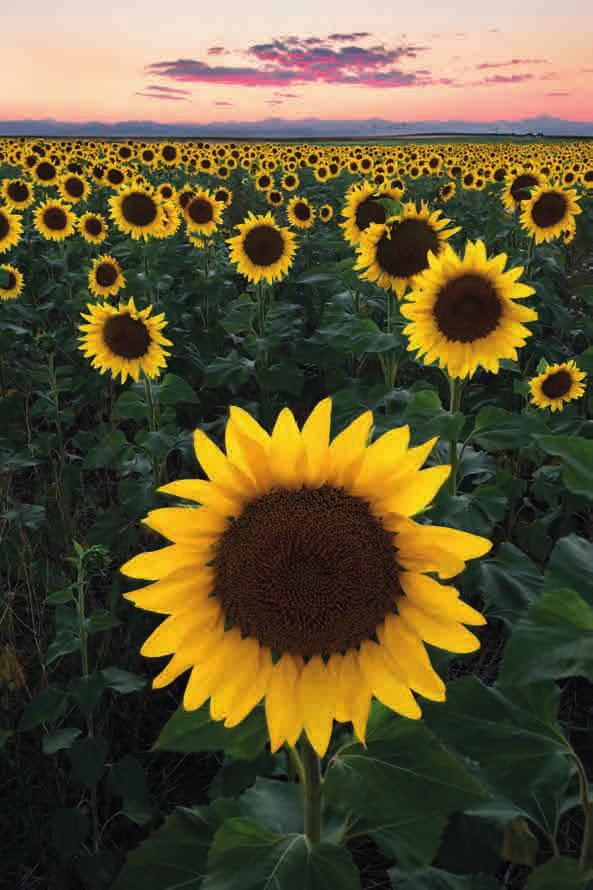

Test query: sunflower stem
[285,743,306,786]
[447,375,463,496]
[299,734,323,844]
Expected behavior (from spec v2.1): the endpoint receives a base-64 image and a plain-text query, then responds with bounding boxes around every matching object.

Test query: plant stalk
[299,734,323,844]
[448,375,463,496]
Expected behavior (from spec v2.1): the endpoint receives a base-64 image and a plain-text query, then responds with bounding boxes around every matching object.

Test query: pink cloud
[477,58,548,69]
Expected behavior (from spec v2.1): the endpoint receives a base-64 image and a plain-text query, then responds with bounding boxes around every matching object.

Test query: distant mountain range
[1,115,592,138]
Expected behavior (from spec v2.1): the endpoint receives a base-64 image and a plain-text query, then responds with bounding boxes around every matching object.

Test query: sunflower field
[2,136,593,890]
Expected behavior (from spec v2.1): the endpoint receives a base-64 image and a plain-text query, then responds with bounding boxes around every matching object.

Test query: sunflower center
[161,186,172,198]
[541,369,572,399]
[102,313,151,359]
[95,262,118,287]
[0,213,9,240]
[4,271,16,290]
[65,177,84,197]
[7,182,29,202]
[376,218,440,279]
[36,162,55,181]
[531,192,568,229]
[243,225,284,266]
[43,207,67,231]
[293,201,311,221]
[85,217,102,236]
[108,169,125,185]
[510,174,538,203]
[434,273,502,343]
[355,197,387,232]
[212,485,400,658]
[162,146,176,161]
[121,193,158,227]
[188,198,214,224]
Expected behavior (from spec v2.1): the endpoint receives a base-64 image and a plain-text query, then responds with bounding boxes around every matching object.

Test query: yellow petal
[339,649,372,745]
[265,654,304,752]
[152,651,194,689]
[327,411,373,488]
[268,407,305,489]
[377,465,451,517]
[121,545,205,580]
[209,632,258,721]
[350,425,411,493]
[157,479,243,516]
[379,614,446,701]
[143,507,228,544]
[224,647,273,728]
[298,655,336,757]
[399,572,487,626]
[193,428,255,497]
[398,599,481,653]
[229,405,271,447]
[358,639,421,719]
[140,601,221,658]
[353,435,437,499]
[123,566,214,613]
[225,420,274,493]
[182,627,238,711]
[301,398,332,487]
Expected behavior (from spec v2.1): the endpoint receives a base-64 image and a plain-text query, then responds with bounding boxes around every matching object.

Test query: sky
[3,0,593,124]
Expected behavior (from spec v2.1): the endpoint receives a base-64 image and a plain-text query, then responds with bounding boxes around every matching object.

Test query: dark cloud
[481,74,534,84]
[477,58,548,69]
[142,84,191,96]
[135,92,189,101]
[207,46,227,55]
[327,32,372,41]
[546,90,569,97]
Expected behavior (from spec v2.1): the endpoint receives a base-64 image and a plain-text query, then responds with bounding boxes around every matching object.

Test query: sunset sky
[4,1,593,124]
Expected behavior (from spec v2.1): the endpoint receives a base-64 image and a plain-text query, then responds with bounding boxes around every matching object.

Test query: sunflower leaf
[154,703,268,760]
[387,866,502,890]
[534,434,593,500]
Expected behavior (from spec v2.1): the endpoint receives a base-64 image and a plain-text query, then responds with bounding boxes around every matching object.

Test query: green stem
[448,375,463,496]
[75,549,99,853]
[299,734,323,844]
[285,743,306,786]
[143,375,161,485]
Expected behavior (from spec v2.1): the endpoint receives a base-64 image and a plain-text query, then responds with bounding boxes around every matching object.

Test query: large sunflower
[0,207,23,253]
[79,297,172,383]
[529,360,586,411]
[88,254,126,298]
[519,184,581,244]
[121,399,491,757]
[183,189,223,236]
[227,211,297,285]
[354,201,461,299]
[401,240,537,379]
[34,200,76,242]
[0,264,24,300]
[109,186,164,240]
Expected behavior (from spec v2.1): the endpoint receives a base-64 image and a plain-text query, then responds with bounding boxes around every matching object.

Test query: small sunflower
[438,182,456,203]
[0,207,23,253]
[183,189,223,236]
[2,179,34,211]
[109,186,164,241]
[266,189,284,208]
[281,172,299,192]
[0,264,24,300]
[402,240,538,379]
[58,174,91,204]
[286,195,315,229]
[31,160,59,186]
[529,360,586,411]
[88,254,126,298]
[354,201,461,299]
[34,199,76,242]
[519,184,581,244]
[341,183,389,247]
[79,212,108,244]
[79,297,172,383]
[319,203,334,222]
[121,398,492,758]
[227,211,297,285]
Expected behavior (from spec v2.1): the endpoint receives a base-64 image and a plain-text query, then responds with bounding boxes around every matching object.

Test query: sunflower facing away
[121,399,492,757]
[0,264,24,300]
[354,201,461,299]
[227,211,297,285]
[519,184,581,244]
[529,360,586,411]
[0,207,23,253]
[88,254,126,298]
[79,297,172,383]
[402,240,538,379]
[34,200,76,242]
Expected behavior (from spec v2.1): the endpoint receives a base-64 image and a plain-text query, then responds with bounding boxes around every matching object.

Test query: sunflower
[341,183,405,247]
[502,170,544,213]
[34,199,77,242]
[109,186,164,240]
[255,172,274,192]
[188,233,206,249]
[214,186,233,208]
[31,160,59,186]
[354,201,461,299]
[227,211,297,285]
[79,212,108,244]
[157,182,177,203]
[281,172,300,192]
[319,203,333,222]
[183,189,223,236]
[0,207,23,253]
[154,203,181,240]
[0,263,24,300]
[266,189,284,207]
[529,360,586,411]
[519,184,581,244]
[58,174,91,204]
[121,398,491,757]
[2,178,34,211]
[438,181,456,203]
[79,297,172,383]
[286,196,315,229]
[88,254,126,298]
[402,240,538,379]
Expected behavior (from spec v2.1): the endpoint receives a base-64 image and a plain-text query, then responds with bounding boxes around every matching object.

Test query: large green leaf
[544,535,593,606]
[111,801,241,890]
[239,777,304,835]
[423,677,573,838]
[535,435,593,500]
[203,818,361,890]
[154,702,268,760]
[473,407,547,452]
[107,755,152,825]
[463,543,542,625]
[324,707,487,868]
[523,856,591,889]
[499,588,593,685]
[388,866,501,889]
